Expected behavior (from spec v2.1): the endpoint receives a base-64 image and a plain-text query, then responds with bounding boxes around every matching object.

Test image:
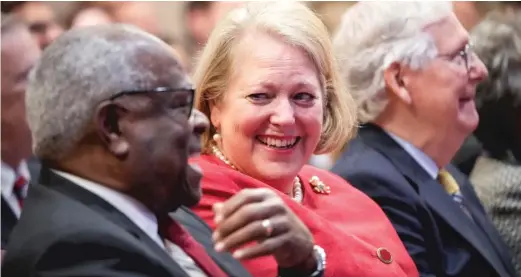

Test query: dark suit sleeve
[5,231,173,277]
[346,172,436,277]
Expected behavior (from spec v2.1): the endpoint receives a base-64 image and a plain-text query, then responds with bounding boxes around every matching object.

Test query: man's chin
[181,189,202,207]
[181,166,204,207]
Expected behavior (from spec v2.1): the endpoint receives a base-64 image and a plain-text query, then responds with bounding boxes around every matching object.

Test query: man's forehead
[425,14,469,54]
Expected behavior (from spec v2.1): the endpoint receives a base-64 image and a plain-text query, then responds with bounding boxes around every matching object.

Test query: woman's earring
[213,133,221,143]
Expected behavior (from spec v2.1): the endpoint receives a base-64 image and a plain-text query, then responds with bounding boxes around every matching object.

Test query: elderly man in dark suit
[332,2,517,277]
[3,23,321,277]
[1,24,248,277]
[0,13,41,249]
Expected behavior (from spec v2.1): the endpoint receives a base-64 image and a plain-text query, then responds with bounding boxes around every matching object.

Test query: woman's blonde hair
[193,1,357,155]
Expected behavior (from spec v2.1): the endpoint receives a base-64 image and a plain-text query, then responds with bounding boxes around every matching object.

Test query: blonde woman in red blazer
[188,2,418,277]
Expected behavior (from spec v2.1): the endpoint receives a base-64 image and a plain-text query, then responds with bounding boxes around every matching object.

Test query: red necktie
[13,175,27,208]
[157,215,228,277]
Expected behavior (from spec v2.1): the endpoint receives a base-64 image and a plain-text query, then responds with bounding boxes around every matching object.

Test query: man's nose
[189,109,210,135]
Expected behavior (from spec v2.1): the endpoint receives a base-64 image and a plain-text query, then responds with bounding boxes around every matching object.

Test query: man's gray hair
[27,24,176,160]
[472,10,521,108]
[333,1,452,123]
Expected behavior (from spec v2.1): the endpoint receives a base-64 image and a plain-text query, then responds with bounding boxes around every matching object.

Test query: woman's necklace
[211,144,303,203]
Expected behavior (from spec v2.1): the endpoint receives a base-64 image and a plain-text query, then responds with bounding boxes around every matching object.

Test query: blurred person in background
[65,2,114,29]
[112,1,160,35]
[469,10,521,276]
[1,24,252,277]
[1,1,63,49]
[332,2,517,277]
[190,2,419,277]
[1,13,41,249]
[184,1,243,71]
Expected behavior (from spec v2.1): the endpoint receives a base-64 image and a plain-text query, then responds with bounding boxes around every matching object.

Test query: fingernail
[212,231,220,241]
[214,215,223,224]
[213,203,223,212]
[215,242,224,252]
[233,250,244,259]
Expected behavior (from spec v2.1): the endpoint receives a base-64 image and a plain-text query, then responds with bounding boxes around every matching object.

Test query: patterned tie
[437,169,472,219]
[157,214,228,277]
[13,175,27,208]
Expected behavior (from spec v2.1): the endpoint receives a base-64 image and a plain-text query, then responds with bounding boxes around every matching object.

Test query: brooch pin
[309,176,331,195]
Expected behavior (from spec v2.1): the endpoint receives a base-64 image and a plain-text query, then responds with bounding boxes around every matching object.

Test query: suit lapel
[1,197,18,247]
[449,167,516,276]
[172,207,252,277]
[359,124,510,277]
[39,166,190,277]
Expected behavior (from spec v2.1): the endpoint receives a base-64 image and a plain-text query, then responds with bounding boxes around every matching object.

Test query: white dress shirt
[1,160,30,217]
[386,131,439,179]
[53,170,207,277]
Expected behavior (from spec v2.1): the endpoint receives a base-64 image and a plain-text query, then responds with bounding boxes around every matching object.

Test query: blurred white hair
[333,1,453,122]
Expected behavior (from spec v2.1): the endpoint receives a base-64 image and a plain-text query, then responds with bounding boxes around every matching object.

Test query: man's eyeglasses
[109,87,195,118]
[438,43,475,76]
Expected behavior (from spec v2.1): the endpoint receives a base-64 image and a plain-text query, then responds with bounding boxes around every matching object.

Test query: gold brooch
[309,176,331,195]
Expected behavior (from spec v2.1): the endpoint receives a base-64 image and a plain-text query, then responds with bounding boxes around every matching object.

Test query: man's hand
[212,188,316,269]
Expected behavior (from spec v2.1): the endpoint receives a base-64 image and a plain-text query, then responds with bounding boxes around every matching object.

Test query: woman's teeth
[256,136,300,149]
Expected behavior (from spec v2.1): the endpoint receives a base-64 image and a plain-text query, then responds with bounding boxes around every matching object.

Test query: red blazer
[190,155,419,277]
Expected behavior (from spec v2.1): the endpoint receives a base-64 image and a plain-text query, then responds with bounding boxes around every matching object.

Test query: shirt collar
[52,170,163,247]
[385,131,439,179]
[1,160,30,198]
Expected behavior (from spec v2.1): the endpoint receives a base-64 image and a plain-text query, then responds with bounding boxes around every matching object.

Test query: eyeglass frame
[437,43,475,76]
[108,87,195,118]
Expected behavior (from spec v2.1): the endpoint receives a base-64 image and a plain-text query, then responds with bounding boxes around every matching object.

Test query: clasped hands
[212,188,316,270]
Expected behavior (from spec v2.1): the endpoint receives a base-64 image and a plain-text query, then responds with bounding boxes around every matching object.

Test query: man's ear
[384,62,412,105]
[94,102,130,157]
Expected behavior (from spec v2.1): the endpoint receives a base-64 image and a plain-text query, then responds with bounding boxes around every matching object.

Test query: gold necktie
[437,169,473,220]
[437,169,460,195]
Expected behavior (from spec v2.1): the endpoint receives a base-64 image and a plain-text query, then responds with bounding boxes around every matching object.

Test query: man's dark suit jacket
[1,157,41,248]
[331,124,517,277]
[2,167,252,277]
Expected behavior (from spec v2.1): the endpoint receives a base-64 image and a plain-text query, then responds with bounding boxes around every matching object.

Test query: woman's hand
[212,188,316,269]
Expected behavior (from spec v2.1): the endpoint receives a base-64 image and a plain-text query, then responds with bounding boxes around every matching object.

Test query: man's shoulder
[333,138,401,180]
[6,184,139,259]
[332,138,421,201]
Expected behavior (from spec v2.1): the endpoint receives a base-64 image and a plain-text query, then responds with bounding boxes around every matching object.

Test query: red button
[377,247,393,264]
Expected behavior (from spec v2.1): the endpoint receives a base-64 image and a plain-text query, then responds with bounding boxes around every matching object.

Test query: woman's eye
[294,92,316,102]
[247,93,270,101]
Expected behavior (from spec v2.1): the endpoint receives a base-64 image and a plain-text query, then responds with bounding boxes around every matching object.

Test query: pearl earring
[213,133,221,142]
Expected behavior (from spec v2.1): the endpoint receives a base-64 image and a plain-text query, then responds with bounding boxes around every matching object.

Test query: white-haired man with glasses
[332,2,517,277]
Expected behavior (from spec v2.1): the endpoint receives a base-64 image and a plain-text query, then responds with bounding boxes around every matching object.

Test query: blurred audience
[66,2,114,29]
[469,10,521,276]
[184,1,243,70]
[1,13,41,249]
[112,1,160,35]
[1,1,63,49]
[332,2,516,277]
[191,2,418,277]
[1,24,252,277]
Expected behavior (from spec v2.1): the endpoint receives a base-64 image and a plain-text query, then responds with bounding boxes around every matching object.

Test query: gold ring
[261,219,273,237]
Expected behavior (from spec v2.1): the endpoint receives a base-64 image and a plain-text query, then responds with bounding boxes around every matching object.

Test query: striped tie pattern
[438,169,473,219]
[13,175,27,208]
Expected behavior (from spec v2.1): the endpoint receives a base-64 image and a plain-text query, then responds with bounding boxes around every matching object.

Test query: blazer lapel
[359,124,510,277]
[39,166,190,277]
